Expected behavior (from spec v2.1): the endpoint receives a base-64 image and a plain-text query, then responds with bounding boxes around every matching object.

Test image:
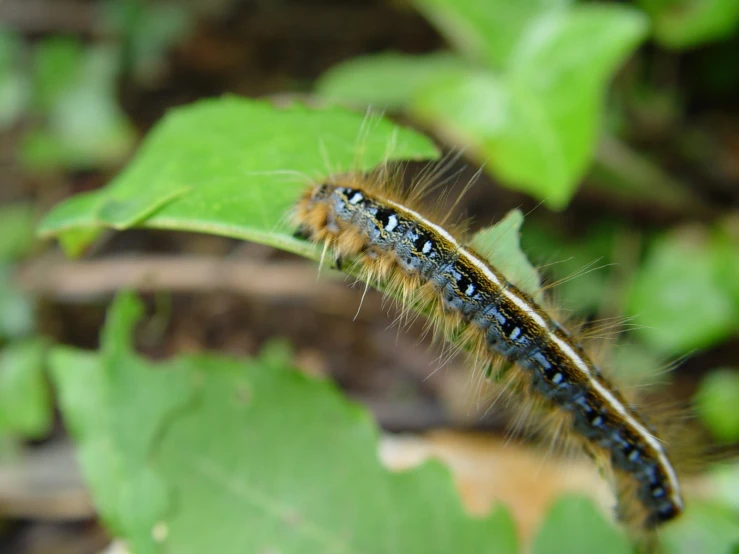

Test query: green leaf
[0,265,35,341]
[412,0,568,69]
[316,52,468,110]
[51,292,519,553]
[29,36,84,113]
[50,294,194,553]
[22,40,136,172]
[0,339,51,438]
[694,368,739,443]
[608,341,668,387]
[707,462,739,513]
[638,0,739,49]
[316,3,646,208]
[521,220,617,315]
[660,499,739,554]
[715,218,739,308]
[100,0,193,83]
[531,495,632,554]
[627,227,739,354]
[469,209,543,302]
[38,97,439,256]
[0,202,35,262]
[0,28,28,129]
[413,5,647,209]
[38,98,544,324]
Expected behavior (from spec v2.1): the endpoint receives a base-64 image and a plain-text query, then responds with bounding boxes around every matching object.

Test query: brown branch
[15,254,381,317]
[0,0,95,33]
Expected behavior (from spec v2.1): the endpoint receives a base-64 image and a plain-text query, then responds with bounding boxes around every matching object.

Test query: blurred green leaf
[50,292,518,553]
[715,218,739,308]
[521,220,616,315]
[0,202,35,262]
[30,37,84,112]
[695,368,739,443]
[318,4,646,208]
[316,52,467,110]
[708,461,739,513]
[608,341,668,386]
[22,39,136,172]
[627,227,739,354]
[100,0,192,83]
[638,0,739,49]
[0,339,51,439]
[531,495,632,554]
[0,265,34,341]
[0,28,28,129]
[660,499,739,554]
[470,209,543,302]
[38,98,439,256]
[412,0,568,69]
[414,6,647,209]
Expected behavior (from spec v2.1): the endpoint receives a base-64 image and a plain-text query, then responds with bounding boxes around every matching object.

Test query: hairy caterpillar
[292,164,684,531]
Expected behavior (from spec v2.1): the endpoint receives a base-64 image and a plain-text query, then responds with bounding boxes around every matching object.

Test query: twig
[0,0,95,33]
[15,254,382,318]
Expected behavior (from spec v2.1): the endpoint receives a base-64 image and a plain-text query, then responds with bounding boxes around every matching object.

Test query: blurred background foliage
[0,0,738,552]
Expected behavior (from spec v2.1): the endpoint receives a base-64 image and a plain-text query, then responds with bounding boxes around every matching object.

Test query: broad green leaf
[412,0,568,69]
[51,292,519,554]
[0,202,35,262]
[38,98,439,257]
[414,5,647,209]
[638,0,739,49]
[694,368,739,443]
[38,98,546,345]
[0,265,34,341]
[531,495,632,554]
[50,294,194,553]
[0,339,51,438]
[627,227,739,354]
[470,209,543,302]
[316,52,467,110]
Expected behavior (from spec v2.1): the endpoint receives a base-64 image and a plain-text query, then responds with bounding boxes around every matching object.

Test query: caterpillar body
[293,169,684,530]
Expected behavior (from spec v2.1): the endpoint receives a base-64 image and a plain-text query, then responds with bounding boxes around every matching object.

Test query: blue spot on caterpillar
[293,175,684,530]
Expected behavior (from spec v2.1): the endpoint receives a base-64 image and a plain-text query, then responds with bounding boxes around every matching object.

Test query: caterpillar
[292,164,684,531]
